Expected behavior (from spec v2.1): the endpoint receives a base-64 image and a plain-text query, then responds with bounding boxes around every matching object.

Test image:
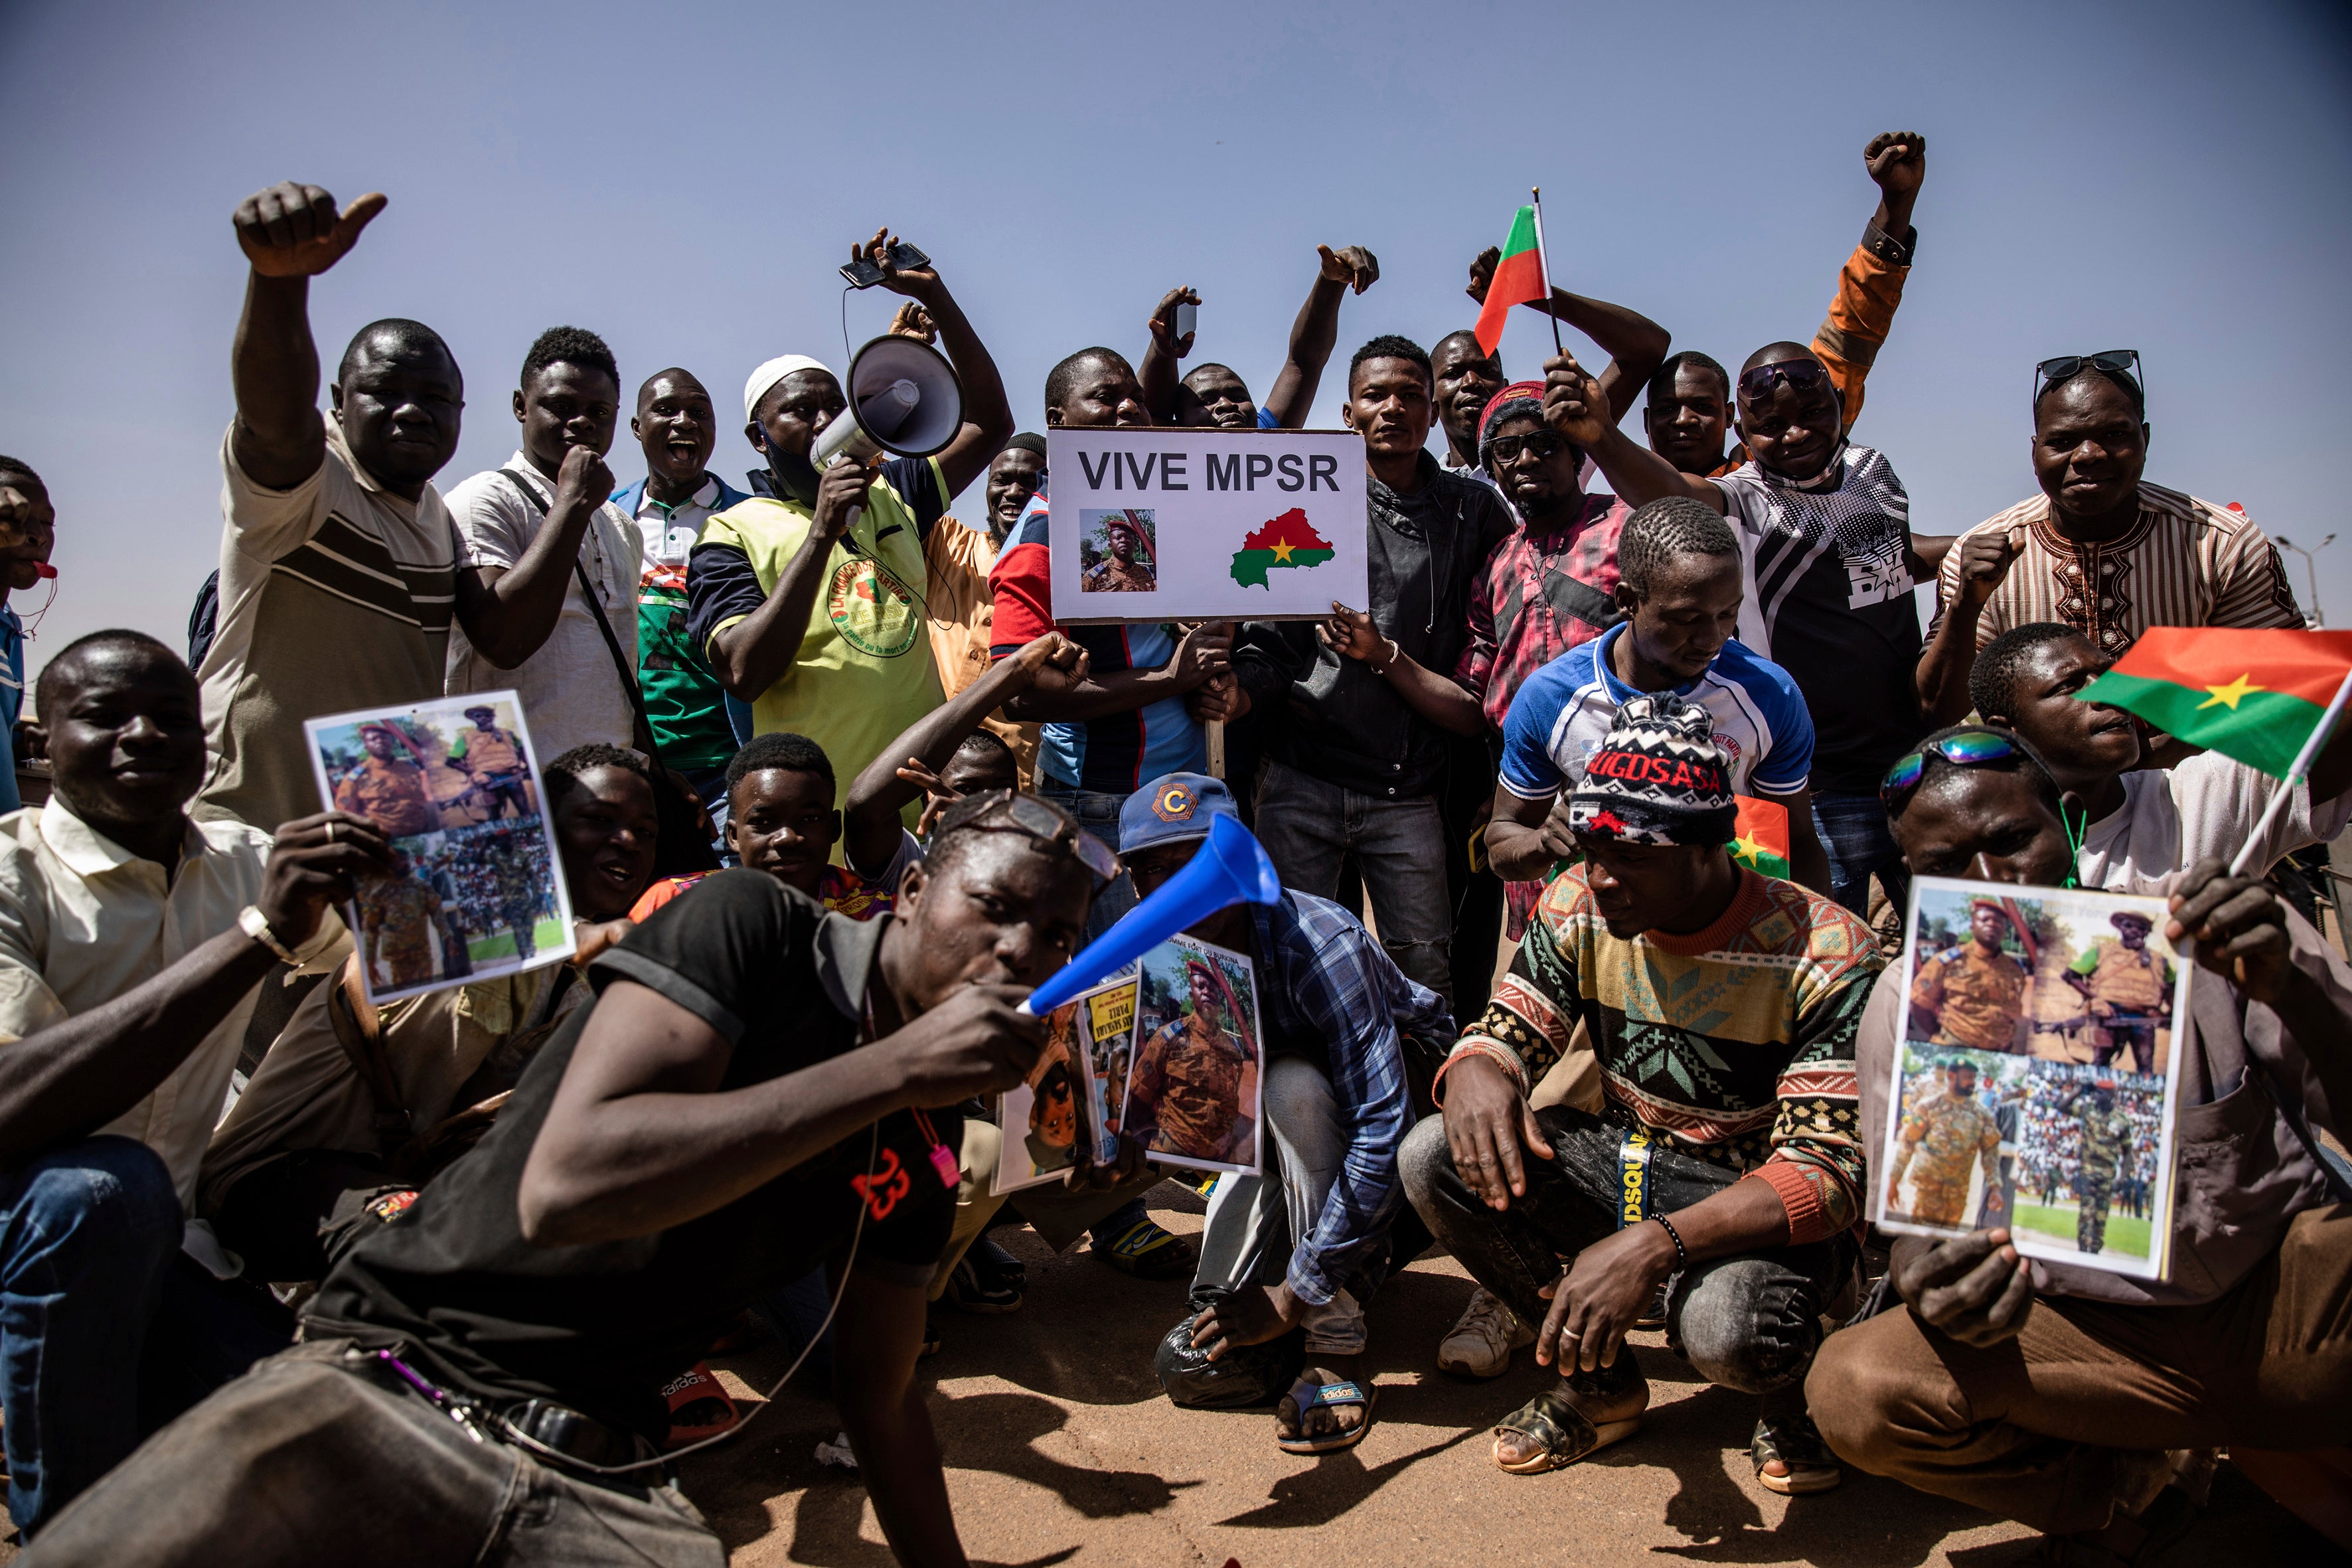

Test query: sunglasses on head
[937,789,1122,886]
[1735,358,1834,406]
[1486,430,1567,465]
[1879,730,2028,809]
[2033,349,2143,408]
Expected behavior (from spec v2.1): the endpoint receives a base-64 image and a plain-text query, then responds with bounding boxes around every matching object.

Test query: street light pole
[2274,533,2335,628]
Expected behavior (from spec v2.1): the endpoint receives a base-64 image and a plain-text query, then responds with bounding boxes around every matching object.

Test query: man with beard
[1127,959,1253,1164]
[1135,243,1379,429]
[2066,911,2172,1074]
[1082,514,1156,594]
[333,724,438,838]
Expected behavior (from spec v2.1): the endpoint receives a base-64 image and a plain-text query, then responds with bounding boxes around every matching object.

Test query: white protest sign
[1046,429,1369,623]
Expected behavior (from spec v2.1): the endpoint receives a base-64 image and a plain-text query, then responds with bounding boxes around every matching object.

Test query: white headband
[743,354,834,424]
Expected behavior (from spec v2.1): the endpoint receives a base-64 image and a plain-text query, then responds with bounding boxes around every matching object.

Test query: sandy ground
[678,1185,2339,1568]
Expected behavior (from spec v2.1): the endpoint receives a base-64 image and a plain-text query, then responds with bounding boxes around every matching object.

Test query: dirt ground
[680,1185,2340,1568]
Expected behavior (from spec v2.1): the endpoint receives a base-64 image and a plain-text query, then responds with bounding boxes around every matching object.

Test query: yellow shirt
[0,801,343,1206]
[700,462,946,830]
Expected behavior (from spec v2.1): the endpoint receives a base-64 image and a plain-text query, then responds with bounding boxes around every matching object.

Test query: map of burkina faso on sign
[1230,509,1337,589]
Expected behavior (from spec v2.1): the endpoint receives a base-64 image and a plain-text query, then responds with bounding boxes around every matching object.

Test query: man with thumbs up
[1915,349,2302,725]
[195,181,467,837]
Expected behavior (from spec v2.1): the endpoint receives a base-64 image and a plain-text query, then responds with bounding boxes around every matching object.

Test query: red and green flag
[1728,796,1791,880]
[1473,205,1546,356]
[2077,627,2352,779]
[1229,507,1335,589]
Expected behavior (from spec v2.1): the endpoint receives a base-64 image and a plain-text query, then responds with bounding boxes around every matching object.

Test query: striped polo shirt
[197,423,457,833]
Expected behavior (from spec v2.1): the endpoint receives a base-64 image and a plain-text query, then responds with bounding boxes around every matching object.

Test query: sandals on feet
[1491,1385,1640,1474]
[1277,1373,1375,1456]
[661,1362,739,1448]
[1750,1411,1842,1495]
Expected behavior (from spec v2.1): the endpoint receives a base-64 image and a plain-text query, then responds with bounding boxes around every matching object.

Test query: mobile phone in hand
[1174,301,1197,341]
[840,256,888,289]
[886,240,930,270]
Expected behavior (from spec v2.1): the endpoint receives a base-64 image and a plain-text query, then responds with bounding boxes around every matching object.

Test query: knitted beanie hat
[1566,694,1737,848]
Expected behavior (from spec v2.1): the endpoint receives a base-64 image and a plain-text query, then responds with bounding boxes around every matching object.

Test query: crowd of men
[0,125,2343,1567]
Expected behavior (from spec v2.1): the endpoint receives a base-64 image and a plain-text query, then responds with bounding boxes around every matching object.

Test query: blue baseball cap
[1118,772,1237,855]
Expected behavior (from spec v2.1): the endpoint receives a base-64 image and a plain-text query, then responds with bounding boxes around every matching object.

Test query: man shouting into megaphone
[689,228,1014,828]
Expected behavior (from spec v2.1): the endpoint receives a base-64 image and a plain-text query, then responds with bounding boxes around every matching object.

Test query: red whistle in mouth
[33,564,56,580]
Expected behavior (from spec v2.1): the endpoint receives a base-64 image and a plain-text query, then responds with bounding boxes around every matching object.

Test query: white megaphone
[811,336,965,534]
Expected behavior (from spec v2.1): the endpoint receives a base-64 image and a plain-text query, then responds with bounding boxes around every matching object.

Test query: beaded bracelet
[1653,1213,1689,1268]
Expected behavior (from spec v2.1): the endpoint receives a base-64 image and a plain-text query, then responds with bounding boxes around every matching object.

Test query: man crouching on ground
[25,795,1117,1567]
[1401,694,1881,1493]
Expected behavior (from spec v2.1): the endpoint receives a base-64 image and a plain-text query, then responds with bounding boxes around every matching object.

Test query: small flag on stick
[2075,627,2352,874]
[1472,205,1545,357]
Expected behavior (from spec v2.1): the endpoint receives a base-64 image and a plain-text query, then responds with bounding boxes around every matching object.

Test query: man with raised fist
[195,181,463,837]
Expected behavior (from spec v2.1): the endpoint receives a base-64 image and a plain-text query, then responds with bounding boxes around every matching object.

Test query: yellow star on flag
[1269,540,1295,562]
[2197,673,2262,710]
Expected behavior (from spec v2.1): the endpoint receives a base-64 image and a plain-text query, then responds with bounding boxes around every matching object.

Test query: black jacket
[1236,452,1511,799]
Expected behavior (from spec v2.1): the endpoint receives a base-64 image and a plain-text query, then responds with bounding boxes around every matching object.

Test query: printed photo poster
[1071,977,1138,1164]
[1046,428,1369,623]
[304,691,575,1006]
[1879,876,2191,1279]
[1121,933,1263,1176]
[992,989,1081,1195]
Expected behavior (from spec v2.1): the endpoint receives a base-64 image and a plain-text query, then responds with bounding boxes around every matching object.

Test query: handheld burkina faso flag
[2077,626,2352,873]
[1727,796,1791,880]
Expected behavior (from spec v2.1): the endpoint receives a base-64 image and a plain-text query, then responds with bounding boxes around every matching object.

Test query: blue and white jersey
[1498,622,1814,802]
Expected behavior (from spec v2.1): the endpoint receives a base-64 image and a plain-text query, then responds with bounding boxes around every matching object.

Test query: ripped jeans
[1253,759,1452,1007]
[1400,1109,1851,1399]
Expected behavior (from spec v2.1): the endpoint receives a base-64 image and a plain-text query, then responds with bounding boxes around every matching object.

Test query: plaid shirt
[1456,493,1632,734]
[1249,890,1454,1304]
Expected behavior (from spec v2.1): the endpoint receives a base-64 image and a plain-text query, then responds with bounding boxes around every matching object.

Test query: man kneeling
[25,794,1107,1567]
[1401,696,1881,1490]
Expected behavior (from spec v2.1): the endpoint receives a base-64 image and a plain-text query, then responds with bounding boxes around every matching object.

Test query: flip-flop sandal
[1751,1411,1842,1495]
[661,1362,739,1448]
[1492,1385,1640,1474]
[1276,1374,1375,1456]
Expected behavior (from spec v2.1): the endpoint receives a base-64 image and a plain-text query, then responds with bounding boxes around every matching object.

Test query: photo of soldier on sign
[1079,509,1158,594]
[303,691,575,1006]
[1880,876,2189,1279]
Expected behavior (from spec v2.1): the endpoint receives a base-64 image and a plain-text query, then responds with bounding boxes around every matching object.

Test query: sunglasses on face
[1879,730,2029,809]
[938,788,1123,886]
[2033,349,2143,408]
[1486,431,1567,465]
[1735,359,1834,406]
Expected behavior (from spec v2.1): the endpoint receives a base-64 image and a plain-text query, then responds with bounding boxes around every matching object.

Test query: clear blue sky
[3,0,2349,686]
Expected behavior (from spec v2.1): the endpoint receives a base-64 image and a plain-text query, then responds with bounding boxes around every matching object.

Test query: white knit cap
[742,355,834,424]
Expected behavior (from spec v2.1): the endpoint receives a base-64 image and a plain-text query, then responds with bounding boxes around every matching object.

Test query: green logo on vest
[826,557,920,658]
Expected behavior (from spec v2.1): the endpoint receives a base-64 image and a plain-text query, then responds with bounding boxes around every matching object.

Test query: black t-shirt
[1716,445,1926,792]
[305,870,959,1437]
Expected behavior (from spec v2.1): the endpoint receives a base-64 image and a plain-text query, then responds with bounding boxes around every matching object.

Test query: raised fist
[234,181,386,279]
[1864,131,1927,200]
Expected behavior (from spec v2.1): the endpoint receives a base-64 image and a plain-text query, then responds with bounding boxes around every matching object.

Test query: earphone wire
[492,1121,881,1476]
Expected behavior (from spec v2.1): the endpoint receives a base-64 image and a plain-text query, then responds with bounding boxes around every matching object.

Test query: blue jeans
[0,1137,181,1534]
[1037,778,1138,943]
[1811,788,1909,921]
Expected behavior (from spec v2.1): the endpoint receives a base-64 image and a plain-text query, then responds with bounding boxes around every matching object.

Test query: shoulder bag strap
[324,954,412,1152]
[495,469,661,760]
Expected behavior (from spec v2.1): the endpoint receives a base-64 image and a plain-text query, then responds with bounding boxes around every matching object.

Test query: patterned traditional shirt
[1934,484,2300,658]
[1456,492,1634,734]
[1249,890,1453,1305]
[1449,866,1879,1243]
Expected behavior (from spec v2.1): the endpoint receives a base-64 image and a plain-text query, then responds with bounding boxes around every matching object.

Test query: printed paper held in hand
[1118,932,1264,1177]
[303,690,575,1007]
[1874,876,2190,1282]
[994,975,1137,1196]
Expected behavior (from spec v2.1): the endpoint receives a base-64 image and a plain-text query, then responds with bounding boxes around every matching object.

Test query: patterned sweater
[1451,866,1881,1243]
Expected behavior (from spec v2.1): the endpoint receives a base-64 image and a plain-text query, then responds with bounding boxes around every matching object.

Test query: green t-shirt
[629,479,740,772]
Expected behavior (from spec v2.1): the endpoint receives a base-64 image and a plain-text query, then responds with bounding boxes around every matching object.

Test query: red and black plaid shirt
[1456,491,1633,734]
